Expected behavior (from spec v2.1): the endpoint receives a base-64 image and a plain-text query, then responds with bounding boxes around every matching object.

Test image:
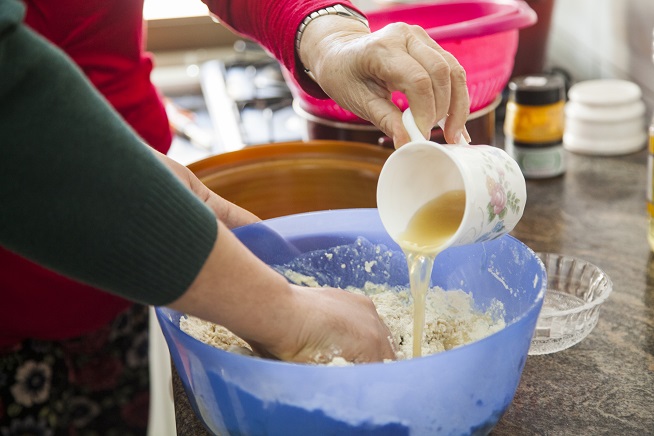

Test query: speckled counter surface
[492,149,654,435]
[172,370,210,436]
[172,149,654,435]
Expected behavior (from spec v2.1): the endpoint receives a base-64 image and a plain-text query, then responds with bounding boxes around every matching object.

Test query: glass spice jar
[504,74,566,178]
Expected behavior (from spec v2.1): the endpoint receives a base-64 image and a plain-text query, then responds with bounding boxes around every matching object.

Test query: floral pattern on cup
[486,173,522,220]
[470,152,524,244]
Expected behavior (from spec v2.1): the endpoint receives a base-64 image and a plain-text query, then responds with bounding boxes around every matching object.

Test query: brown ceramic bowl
[187,140,393,220]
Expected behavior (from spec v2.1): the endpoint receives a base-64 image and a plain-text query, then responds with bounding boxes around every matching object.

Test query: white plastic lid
[568,79,642,106]
[565,99,646,122]
[563,132,647,156]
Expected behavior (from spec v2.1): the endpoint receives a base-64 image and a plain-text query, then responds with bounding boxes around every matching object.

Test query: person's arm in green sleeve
[0,0,214,304]
[0,0,395,363]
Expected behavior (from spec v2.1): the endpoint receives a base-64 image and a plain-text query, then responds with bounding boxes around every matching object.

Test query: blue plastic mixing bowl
[156,209,545,435]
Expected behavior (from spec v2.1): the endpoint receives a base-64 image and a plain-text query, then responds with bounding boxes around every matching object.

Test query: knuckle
[432,59,452,76]
[411,71,438,92]
[408,23,425,34]
[385,21,414,33]
[449,63,467,83]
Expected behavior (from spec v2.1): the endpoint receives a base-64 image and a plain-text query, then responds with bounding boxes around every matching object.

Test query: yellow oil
[398,190,466,357]
[398,190,466,253]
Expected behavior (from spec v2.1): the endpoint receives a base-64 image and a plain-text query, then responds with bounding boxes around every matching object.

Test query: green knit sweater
[0,0,218,306]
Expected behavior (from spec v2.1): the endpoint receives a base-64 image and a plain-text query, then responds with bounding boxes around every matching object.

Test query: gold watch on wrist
[295,4,369,56]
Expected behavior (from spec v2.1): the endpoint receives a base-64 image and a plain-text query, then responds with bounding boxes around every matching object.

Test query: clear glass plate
[529,253,613,355]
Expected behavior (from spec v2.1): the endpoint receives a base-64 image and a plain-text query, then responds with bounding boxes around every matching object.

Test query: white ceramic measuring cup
[377,109,527,251]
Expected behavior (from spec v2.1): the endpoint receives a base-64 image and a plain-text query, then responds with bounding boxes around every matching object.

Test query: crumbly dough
[349,281,505,359]
[179,318,249,352]
[180,272,505,364]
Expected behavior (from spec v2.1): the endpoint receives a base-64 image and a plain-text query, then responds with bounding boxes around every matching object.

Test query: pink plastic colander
[287,0,537,124]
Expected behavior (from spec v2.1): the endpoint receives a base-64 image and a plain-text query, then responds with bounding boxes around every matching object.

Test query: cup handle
[402,109,427,142]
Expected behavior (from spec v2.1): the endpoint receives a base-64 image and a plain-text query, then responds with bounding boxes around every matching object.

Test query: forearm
[0,0,216,305]
[169,220,300,351]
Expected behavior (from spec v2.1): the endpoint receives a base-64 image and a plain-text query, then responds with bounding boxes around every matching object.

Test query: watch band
[295,4,369,55]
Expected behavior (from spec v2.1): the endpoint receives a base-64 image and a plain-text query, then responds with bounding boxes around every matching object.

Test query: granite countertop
[171,148,654,435]
[493,149,654,434]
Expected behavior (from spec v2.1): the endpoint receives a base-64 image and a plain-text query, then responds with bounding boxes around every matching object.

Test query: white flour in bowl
[180,272,505,364]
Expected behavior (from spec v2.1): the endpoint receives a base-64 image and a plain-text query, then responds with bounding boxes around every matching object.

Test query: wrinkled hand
[153,150,260,228]
[250,284,397,364]
[300,18,470,147]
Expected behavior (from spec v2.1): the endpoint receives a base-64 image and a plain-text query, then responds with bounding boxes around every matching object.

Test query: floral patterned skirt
[0,304,150,436]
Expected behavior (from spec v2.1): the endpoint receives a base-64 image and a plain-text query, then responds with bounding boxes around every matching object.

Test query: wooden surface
[172,148,654,435]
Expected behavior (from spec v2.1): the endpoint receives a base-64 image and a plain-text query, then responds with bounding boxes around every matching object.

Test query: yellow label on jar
[504,101,565,143]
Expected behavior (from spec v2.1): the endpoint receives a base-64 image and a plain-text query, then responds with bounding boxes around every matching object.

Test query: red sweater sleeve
[203,0,364,99]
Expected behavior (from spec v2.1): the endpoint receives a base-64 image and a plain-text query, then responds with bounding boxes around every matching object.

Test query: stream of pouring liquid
[397,190,466,358]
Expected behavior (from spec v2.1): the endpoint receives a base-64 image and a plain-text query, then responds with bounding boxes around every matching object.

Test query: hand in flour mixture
[297,16,470,147]
[169,220,397,364]
[254,285,398,364]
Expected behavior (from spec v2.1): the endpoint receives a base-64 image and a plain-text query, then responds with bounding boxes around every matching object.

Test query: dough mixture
[180,270,505,364]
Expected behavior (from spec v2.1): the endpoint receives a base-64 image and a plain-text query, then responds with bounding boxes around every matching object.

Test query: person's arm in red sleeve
[203,0,356,99]
[203,0,470,147]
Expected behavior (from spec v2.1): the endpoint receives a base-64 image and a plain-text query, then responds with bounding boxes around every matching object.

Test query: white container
[564,79,647,155]
[376,109,527,253]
